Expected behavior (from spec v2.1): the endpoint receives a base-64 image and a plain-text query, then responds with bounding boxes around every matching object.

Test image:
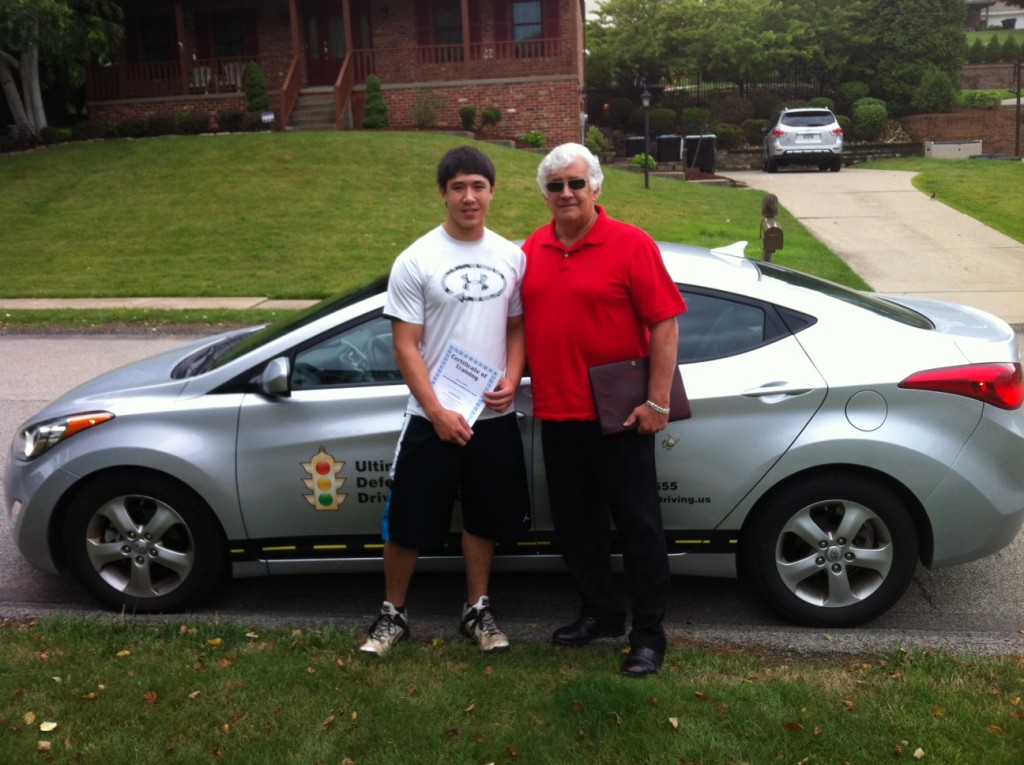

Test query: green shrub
[741,118,770,146]
[1002,36,1021,63]
[584,125,612,155]
[853,102,887,142]
[217,110,246,132]
[244,63,270,113]
[481,105,502,128]
[176,111,210,135]
[680,106,710,132]
[458,105,476,131]
[649,107,677,135]
[837,114,853,140]
[708,95,754,124]
[362,74,389,129]
[39,126,68,144]
[146,113,176,136]
[631,152,656,170]
[967,37,986,64]
[522,129,545,148]
[959,89,1005,109]
[118,118,149,138]
[243,112,269,131]
[412,90,446,128]
[836,81,870,114]
[984,36,1004,64]
[712,123,743,151]
[911,66,958,114]
[70,120,104,141]
[809,97,836,111]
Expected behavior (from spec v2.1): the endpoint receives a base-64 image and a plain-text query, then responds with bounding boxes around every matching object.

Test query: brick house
[87,0,586,146]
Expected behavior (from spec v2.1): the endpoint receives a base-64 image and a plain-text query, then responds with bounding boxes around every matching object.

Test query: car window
[291,313,402,389]
[677,290,770,362]
[780,111,835,128]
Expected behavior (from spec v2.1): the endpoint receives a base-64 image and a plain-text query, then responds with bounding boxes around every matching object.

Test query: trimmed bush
[70,121,104,141]
[584,125,612,155]
[960,90,1005,109]
[244,63,270,113]
[481,105,502,128]
[217,110,246,132]
[458,105,476,131]
[522,129,545,148]
[362,74,389,129]
[741,118,770,146]
[853,102,888,142]
[649,107,677,135]
[680,106,710,132]
[176,111,210,135]
[911,66,958,114]
[836,81,870,114]
[809,97,836,111]
[412,90,446,128]
[712,123,743,151]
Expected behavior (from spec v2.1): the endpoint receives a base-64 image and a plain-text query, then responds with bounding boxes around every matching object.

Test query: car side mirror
[257,356,292,398]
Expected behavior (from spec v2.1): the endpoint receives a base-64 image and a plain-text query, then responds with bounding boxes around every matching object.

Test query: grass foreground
[3,617,1023,765]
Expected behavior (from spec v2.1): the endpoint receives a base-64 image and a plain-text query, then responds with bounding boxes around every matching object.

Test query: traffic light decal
[302,447,347,511]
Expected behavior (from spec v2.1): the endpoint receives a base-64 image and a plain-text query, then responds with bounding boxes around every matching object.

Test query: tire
[765,156,779,173]
[63,471,228,613]
[740,473,918,627]
[830,158,842,172]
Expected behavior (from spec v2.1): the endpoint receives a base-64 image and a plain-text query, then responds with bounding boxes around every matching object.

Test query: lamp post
[640,87,651,189]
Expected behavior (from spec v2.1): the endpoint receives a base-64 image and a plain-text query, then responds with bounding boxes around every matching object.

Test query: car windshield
[781,112,834,128]
[756,261,933,329]
[183,276,390,375]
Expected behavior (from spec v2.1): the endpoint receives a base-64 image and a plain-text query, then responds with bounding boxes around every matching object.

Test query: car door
[661,287,827,542]
[234,312,411,563]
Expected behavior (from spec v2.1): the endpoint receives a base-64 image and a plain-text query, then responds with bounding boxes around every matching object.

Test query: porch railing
[86,54,291,102]
[87,38,567,103]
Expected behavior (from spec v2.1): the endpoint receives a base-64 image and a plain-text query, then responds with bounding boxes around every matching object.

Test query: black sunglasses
[545,178,588,193]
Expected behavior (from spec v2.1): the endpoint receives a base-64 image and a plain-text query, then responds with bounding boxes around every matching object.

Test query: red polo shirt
[522,206,687,421]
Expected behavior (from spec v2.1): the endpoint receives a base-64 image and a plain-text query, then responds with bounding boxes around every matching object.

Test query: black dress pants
[540,419,670,652]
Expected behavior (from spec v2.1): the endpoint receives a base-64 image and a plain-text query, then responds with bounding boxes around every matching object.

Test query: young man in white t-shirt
[360,146,530,656]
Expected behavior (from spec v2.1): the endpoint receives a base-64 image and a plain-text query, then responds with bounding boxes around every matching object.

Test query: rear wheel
[830,157,843,172]
[63,471,227,612]
[765,156,779,173]
[741,473,918,627]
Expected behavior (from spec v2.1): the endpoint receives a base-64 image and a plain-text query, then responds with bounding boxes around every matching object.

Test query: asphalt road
[2,331,1024,658]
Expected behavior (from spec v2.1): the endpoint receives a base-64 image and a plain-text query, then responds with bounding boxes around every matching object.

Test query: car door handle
[741,382,816,399]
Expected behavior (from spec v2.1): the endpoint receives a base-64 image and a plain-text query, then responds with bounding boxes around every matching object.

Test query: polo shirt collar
[540,205,610,253]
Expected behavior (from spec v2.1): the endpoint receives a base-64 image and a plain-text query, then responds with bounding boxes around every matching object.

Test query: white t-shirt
[384,225,525,420]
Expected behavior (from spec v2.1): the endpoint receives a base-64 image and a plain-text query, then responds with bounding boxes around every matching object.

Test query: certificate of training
[431,343,501,425]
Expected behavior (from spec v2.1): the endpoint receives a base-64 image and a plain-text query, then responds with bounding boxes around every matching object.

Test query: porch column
[342,0,353,54]
[461,0,471,73]
[175,3,188,95]
[290,0,301,59]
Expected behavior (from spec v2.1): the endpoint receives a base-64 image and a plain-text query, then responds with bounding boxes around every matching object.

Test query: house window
[512,1,543,42]
[434,0,463,47]
[417,0,481,64]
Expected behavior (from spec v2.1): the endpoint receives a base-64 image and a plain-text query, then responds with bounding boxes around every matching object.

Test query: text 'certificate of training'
[431,343,501,425]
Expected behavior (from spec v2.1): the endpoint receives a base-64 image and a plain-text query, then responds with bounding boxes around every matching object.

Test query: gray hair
[536,142,604,194]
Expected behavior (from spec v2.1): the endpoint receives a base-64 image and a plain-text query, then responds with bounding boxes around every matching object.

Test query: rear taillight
[771,129,785,137]
[899,363,1024,409]
[831,127,843,136]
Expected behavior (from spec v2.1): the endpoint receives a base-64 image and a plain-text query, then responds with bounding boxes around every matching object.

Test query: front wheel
[740,474,918,627]
[63,471,228,612]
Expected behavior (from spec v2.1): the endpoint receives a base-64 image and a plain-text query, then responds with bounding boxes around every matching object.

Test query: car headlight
[16,412,115,461]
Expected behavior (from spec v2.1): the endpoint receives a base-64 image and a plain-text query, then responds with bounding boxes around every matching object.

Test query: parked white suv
[763,107,844,173]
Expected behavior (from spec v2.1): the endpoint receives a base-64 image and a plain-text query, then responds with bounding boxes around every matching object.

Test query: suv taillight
[831,127,843,136]
[771,129,786,137]
[899,363,1024,409]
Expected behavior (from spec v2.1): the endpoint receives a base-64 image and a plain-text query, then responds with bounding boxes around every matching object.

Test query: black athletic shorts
[382,413,531,549]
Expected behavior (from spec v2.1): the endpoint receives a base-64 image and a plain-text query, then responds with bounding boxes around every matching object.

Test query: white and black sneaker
[360,601,409,655]
[460,596,510,652]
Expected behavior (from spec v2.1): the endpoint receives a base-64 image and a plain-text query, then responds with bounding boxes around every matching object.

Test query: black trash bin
[684,134,717,174]
[624,136,646,158]
[655,134,682,163]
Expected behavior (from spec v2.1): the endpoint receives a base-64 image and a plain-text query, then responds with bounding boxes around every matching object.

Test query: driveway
[726,168,1024,326]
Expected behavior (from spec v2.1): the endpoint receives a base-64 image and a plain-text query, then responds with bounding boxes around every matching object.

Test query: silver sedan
[8,242,1024,628]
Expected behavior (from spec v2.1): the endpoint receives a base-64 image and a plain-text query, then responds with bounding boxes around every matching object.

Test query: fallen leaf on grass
[143,691,158,705]
[116,649,131,657]
[784,722,805,732]
[37,741,51,752]
[442,728,459,740]
[23,711,36,726]
[913,748,926,760]
[207,638,223,647]
[39,721,57,732]
[987,724,1005,735]
[668,717,679,730]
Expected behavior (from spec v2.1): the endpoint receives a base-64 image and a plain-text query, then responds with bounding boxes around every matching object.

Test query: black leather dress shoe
[620,646,664,677]
[551,615,626,646]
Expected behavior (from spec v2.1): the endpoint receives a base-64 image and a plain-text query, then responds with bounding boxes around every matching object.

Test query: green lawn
[0,131,857,302]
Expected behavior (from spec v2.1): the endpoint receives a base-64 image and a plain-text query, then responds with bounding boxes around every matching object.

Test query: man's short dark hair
[437,145,496,190]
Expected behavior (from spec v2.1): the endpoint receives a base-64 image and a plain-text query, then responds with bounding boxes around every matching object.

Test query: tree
[0,0,121,142]
[859,0,965,116]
